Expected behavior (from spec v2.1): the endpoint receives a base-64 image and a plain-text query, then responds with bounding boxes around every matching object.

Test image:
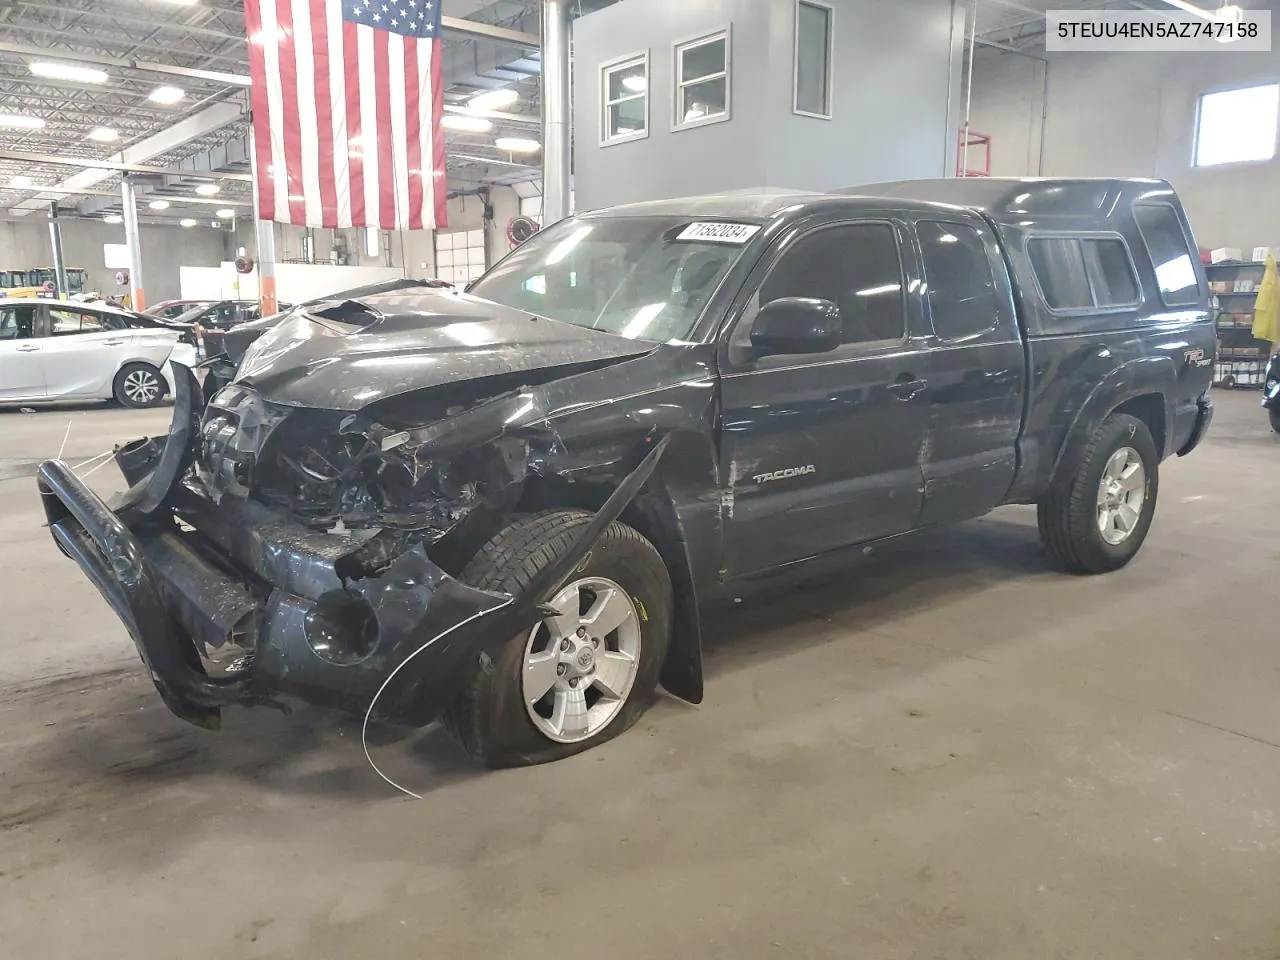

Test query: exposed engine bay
[196,382,529,550]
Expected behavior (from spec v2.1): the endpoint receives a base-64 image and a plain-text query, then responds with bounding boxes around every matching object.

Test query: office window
[794,0,833,118]
[761,223,904,344]
[436,229,487,286]
[602,52,649,144]
[1028,236,1140,312]
[674,31,729,129]
[1133,203,1200,306]
[918,221,1000,341]
[1194,83,1279,167]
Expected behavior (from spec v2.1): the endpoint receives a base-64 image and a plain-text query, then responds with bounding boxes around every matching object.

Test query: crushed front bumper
[36,365,668,730]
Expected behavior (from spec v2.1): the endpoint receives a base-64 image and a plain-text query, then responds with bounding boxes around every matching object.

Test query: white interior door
[0,303,45,400]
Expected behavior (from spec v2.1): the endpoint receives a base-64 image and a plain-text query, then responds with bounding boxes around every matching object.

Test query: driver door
[717,220,932,578]
[0,302,44,400]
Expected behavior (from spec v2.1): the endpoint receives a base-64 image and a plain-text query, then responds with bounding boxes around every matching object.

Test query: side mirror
[749,297,842,356]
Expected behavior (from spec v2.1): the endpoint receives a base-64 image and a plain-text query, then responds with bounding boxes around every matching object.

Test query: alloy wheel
[123,369,161,405]
[1096,446,1146,545]
[521,576,642,744]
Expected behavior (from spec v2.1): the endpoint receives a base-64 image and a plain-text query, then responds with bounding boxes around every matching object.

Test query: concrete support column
[541,0,571,226]
[249,129,278,315]
[47,206,67,299]
[120,177,145,311]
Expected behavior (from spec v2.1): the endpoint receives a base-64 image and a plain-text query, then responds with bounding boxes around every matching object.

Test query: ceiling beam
[442,104,542,126]
[10,0,247,44]
[440,15,539,47]
[0,150,252,180]
[6,98,251,215]
[0,40,252,86]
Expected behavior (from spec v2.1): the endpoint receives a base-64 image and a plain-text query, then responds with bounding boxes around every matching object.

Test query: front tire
[1037,413,1159,574]
[445,509,673,768]
[113,362,166,408]
[1269,407,1280,434]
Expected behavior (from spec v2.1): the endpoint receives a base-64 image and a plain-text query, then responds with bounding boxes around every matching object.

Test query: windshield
[468,215,753,342]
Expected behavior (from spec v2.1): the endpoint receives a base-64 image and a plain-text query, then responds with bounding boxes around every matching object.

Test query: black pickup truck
[37,178,1215,768]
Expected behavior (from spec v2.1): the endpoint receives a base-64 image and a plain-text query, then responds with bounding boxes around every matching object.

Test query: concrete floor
[1,393,1278,959]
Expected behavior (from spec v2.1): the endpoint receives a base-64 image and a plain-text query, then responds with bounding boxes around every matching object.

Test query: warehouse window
[601,52,649,145]
[918,221,1001,341]
[674,30,730,130]
[436,229,487,286]
[794,0,833,118]
[1194,83,1280,166]
[1133,203,1200,306]
[1028,235,1141,313]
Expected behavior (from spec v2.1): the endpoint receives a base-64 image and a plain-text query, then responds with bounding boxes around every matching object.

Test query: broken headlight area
[196,385,527,547]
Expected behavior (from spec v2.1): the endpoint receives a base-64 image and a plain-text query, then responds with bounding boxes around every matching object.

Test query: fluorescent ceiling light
[467,88,518,112]
[31,61,108,84]
[180,218,197,227]
[104,214,123,224]
[148,86,185,104]
[194,183,220,196]
[495,137,541,154]
[442,114,493,132]
[148,199,171,210]
[0,114,45,129]
[216,208,235,218]
[622,75,647,92]
[153,0,200,5]
[87,126,118,142]
[10,176,33,188]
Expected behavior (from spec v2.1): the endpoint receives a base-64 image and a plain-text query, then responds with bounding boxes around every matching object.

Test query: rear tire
[1037,413,1159,574]
[113,362,166,408]
[1269,407,1280,434]
[444,509,673,768]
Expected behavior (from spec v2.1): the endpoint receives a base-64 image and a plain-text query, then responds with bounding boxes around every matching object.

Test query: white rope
[57,419,73,460]
[71,450,114,474]
[361,597,514,800]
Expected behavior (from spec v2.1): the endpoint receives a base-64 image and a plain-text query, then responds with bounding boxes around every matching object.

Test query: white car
[0,298,196,408]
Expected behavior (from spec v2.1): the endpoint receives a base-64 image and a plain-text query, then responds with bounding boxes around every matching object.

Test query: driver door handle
[890,373,928,401]
[16,344,39,352]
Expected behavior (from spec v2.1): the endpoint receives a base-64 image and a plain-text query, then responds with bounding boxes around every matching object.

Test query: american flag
[244,0,447,230]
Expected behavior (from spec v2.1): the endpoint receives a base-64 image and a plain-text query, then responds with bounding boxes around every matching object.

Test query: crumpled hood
[232,289,654,411]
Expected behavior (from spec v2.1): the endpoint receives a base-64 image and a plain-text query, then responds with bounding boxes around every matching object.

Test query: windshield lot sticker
[677,222,761,244]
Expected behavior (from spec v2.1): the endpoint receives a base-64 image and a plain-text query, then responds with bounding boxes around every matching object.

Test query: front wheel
[1037,413,1159,574]
[113,362,166,408]
[445,510,673,768]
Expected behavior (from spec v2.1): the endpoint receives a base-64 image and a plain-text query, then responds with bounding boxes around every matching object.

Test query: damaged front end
[36,364,667,730]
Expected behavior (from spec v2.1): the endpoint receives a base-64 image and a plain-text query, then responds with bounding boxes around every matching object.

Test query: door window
[0,305,36,340]
[918,221,1001,341]
[759,222,904,345]
[48,308,105,336]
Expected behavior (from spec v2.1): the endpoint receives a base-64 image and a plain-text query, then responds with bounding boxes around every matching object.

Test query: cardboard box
[1211,247,1244,263]
[1210,281,1233,294]
[1252,246,1274,262]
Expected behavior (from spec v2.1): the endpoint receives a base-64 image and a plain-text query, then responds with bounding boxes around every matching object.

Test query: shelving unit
[1207,260,1271,388]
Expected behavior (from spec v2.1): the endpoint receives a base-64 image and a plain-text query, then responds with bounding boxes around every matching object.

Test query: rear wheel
[1037,413,1159,574]
[113,362,166,408]
[445,509,673,768]
[1269,407,1280,434]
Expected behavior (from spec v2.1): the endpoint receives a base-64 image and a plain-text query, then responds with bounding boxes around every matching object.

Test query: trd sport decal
[753,465,816,484]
